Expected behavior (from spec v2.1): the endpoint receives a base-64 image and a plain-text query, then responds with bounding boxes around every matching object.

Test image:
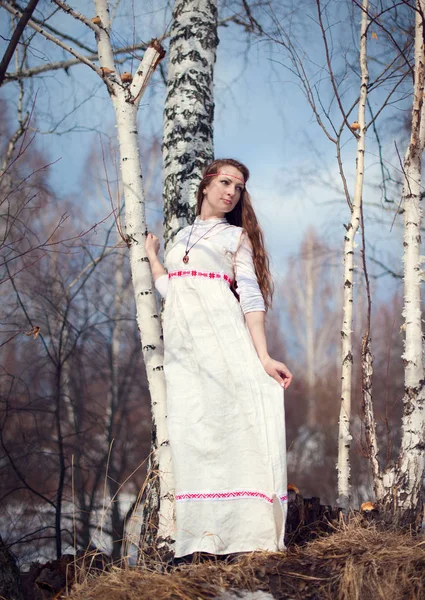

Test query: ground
[64,518,425,600]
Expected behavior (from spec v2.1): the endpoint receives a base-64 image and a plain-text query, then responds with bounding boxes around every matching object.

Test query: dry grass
[67,518,425,600]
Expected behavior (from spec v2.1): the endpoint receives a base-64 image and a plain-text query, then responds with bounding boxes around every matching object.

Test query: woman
[145,158,292,558]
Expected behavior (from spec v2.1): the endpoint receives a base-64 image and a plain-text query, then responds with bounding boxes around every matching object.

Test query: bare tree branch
[0,0,40,86]
[51,0,99,32]
[0,0,103,78]
[3,42,149,82]
[316,0,359,138]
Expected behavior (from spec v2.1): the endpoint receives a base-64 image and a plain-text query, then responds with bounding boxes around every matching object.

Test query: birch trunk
[163,0,218,244]
[337,0,369,512]
[361,334,385,499]
[92,0,174,552]
[107,254,124,561]
[382,0,425,526]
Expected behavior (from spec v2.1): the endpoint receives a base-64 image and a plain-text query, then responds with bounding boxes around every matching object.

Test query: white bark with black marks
[92,0,174,549]
[163,0,218,245]
[337,0,369,512]
[362,335,385,499]
[382,0,425,526]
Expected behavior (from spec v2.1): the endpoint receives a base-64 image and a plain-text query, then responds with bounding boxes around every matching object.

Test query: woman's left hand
[261,356,293,390]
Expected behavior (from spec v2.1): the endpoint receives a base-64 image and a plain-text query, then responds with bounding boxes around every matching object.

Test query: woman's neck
[197,216,226,222]
[199,207,225,221]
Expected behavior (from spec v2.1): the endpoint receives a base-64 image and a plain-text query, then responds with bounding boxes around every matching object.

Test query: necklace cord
[183,221,223,263]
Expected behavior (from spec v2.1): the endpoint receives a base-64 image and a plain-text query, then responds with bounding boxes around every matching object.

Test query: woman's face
[201,165,245,218]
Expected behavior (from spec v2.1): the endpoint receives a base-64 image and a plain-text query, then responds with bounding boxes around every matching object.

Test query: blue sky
[0,0,407,296]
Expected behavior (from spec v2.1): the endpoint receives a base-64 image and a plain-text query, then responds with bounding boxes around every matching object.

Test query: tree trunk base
[285,494,342,546]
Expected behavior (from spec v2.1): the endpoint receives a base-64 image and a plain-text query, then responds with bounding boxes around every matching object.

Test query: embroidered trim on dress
[175,490,288,504]
[168,270,232,285]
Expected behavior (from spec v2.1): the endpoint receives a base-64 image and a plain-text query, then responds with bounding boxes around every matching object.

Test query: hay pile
[67,519,425,600]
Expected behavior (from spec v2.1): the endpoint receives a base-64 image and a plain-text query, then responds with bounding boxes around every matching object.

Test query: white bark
[92,0,174,549]
[361,335,385,499]
[382,0,425,524]
[163,0,218,244]
[337,0,369,511]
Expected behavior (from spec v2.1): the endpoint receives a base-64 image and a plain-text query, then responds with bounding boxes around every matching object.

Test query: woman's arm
[234,231,292,389]
[145,232,167,280]
[145,232,168,298]
[245,311,293,389]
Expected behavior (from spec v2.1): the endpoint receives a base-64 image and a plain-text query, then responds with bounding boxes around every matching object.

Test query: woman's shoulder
[221,223,244,237]
[216,224,245,253]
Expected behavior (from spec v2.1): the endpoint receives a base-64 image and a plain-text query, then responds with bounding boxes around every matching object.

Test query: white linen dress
[155,216,287,558]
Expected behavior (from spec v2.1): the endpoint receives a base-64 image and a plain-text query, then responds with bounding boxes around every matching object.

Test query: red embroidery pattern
[175,491,289,504]
[168,270,232,286]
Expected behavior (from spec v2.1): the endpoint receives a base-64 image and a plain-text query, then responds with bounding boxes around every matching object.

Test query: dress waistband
[168,270,232,286]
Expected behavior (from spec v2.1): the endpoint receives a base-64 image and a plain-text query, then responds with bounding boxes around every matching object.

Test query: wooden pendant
[182,254,189,264]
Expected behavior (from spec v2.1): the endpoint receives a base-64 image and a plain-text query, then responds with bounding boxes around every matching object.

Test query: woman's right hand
[145,232,160,261]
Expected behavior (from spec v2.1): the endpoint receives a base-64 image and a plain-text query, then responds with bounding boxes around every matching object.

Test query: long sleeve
[234,232,266,314]
[155,274,169,298]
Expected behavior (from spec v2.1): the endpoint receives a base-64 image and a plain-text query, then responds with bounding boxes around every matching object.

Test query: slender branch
[0,407,56,509]
[240,0,264,34]
[266,5,337,143]
[0,0,40,86]
[367,70,410,127]
[0,0,103,78]
[66,244,122,291]
[391,140,411,231]
[51,0,99,32]
[129,39,166,105]
[316,0,359,137]
[351,0,415,80]
[1,113,29,173]
[367,98,391,204]
[13,0,96,53]
[368,256,403,279]
[3,42,148,82]
[360,174,384,497]
[336,137,352,210]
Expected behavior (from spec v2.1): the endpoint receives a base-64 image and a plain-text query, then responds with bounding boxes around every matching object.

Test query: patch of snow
[215,591,277,600]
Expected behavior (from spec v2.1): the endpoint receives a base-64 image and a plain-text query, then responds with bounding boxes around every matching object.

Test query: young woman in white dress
[145,159,292,558]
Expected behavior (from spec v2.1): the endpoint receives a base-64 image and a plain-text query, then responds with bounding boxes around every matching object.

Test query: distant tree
[283,228,341,429]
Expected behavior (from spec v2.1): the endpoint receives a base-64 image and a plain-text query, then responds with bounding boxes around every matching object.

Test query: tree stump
[285,492,341,546]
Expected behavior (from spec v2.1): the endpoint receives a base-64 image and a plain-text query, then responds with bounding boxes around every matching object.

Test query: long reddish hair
[196,158,273,310]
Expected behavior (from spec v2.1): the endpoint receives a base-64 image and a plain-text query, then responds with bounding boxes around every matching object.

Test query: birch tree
[358,0,425,526]
[88,0,174,552]
[268,0,371,511]
[162,0,218,245]
[336,0,370,512]
[266,0,414,511]
[381,0,425,525]
[139,0,219,559]
[0,0,175,550]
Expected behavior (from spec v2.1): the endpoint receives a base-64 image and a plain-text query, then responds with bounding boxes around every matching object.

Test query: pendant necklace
[182,220,222,264]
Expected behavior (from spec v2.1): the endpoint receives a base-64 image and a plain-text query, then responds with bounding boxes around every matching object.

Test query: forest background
[0,0,413,567]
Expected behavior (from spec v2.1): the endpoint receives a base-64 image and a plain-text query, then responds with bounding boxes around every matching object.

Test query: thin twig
[0,0,40,86]
[0,0,103,78]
